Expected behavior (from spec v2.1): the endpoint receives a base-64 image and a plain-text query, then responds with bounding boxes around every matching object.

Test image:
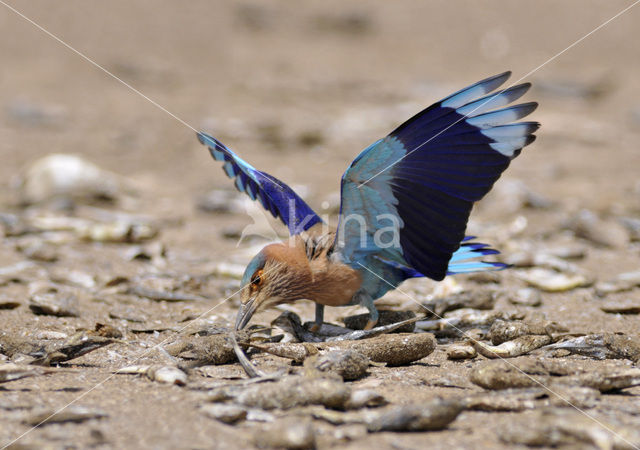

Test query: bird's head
[235,242,311,330]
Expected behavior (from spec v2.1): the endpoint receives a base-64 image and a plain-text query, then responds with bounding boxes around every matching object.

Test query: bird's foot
[363,318,379,330]
[309,304,325,334]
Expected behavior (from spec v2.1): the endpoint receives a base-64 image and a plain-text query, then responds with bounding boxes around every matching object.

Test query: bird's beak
[235,296,258,330]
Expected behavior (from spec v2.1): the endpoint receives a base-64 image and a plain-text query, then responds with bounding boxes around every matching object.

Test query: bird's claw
[363,319,378,330]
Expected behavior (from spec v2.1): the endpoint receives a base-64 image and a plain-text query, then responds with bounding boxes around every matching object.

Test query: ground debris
[446,343,477,360]
[307,398,463,432]
[421,289,497,317]
[470,358,640,392]
[343,310,416,332]
[15,154,126,205]
[505,288,542,307]
[0,294,21,310]
[461,386,600,412]
[565,209,629,248]
[303,349,369,380]
[499,407,640,449]
[29,291,80,318]
[37,329,116,366]
[165,331,250,367]
[600,300,640,315]
[517,267,592,292]
[200,403,247,424]
[473,334,552,359]
[126,285,207,302]
[0,363,45,383]
[546,333,640,363]
[207,375,351,410]
[271,311,420,343]
[416,309,510,338]
[257,417,316,449]
[1,325,115,366]
[118,364,187,386]
[254,332,435,366]
[488,317,567,345]
[24,405,107,426]
[595,271,640,296]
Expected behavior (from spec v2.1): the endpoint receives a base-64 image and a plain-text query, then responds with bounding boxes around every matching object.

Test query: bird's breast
[307,260,362,307]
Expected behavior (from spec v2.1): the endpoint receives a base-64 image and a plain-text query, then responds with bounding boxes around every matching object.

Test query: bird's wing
[198,132,322,234]
[334,71,539,280]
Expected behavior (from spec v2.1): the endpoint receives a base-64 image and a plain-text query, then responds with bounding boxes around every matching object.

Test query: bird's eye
[250,269,264,288]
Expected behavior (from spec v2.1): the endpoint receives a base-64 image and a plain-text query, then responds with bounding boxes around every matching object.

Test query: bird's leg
[309,303,325,333]
[360,292,379,330]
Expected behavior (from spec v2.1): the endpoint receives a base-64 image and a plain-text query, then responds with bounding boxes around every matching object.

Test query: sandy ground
[1,1,640,449]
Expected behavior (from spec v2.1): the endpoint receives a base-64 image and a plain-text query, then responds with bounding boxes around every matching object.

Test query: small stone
[147,366,187,386]
[365,399,463,432]
[336,333,436,366]
[259,418,315,450]
[447,344,477,360]
[507,288,542,306]
[566,209,629,248]
[15,154,126,205]
[25,406,107,426]
[200,404,247,424]
[517,268,591,292]
[343,310,416,332]
[346,389,388,409]
[304,349,369,380]
[600,300,640,314]
[29,292,80,317]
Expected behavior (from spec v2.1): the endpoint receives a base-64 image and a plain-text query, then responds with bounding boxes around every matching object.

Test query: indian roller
[197,71,539,331]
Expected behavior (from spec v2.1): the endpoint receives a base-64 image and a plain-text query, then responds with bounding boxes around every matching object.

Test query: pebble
[566,209,629,248]
[25,406,107,426]
[595,270,640,296]
[548,333,640,363]
[15,154,126,205]
[258,418,316,450]
[500,407,640,448]
[600,300,640,315]
[0,363,44,383]
[346,389,388,409]
[200,403,247,424]
[29,292,80,317]
[146,366,187,386]
[166,332,250,367]
[208,376,351,410]
[447,343,477,360]
[488,318,566,345]
[507,288,542,306]
[422,290,496,317]
[343,310,416,332]
[304,349,369,380]
[517,268,591,292]
[364,400,463,432]
[473,334,552,359]
[327,333,436,366]
[471,358,640,392]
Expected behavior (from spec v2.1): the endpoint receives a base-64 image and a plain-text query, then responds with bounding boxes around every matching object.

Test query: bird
[197,71,539,331]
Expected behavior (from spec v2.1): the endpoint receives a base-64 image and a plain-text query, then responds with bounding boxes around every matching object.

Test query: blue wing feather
[198,132,322,234]
[336,72,539,281]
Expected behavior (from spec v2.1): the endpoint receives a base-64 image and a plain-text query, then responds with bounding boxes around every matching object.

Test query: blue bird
[198,71,539,331]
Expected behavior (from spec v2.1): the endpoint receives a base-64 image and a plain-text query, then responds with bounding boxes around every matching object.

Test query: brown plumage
[235,227,363,330]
